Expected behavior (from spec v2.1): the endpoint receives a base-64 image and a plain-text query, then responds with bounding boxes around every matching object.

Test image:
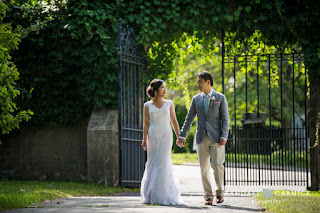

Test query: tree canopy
[4,0,319,127]
[0,2,33,142]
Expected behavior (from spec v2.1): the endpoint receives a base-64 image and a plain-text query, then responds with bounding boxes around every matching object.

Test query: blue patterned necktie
[204,94,209,115]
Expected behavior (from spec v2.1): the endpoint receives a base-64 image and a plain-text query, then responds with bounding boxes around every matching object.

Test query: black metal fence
[222,52,309,186]
[225,126,309,186]
[118,21,147,187]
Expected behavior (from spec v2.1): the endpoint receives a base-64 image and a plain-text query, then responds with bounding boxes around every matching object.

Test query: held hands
[176,138,186,148]
[176,137,226,147]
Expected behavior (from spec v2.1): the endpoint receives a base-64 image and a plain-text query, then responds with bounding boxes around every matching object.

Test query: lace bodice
[147,100,172,130]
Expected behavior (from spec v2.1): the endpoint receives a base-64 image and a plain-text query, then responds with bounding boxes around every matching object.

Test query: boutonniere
[210,96,215,106]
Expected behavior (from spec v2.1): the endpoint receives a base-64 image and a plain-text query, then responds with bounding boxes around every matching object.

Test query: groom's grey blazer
[180,89,229,144]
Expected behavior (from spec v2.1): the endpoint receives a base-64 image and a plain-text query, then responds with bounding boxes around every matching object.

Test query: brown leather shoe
[216,196,224,203]
[205,198,213,205]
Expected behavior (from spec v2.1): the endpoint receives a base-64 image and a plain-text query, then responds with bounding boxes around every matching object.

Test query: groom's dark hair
[197,71,213,86]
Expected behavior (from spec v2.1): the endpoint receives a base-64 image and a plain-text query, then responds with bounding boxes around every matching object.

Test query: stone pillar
[87,106,119,186]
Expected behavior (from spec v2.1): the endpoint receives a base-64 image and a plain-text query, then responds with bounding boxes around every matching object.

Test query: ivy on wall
[6,1,119,126]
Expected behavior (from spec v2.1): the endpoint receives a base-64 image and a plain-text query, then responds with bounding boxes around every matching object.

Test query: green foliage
[120,0,319,80]
[4,0,319,128]
[0,2,33,142]
[6,1,119,126]
[224,53,306,126]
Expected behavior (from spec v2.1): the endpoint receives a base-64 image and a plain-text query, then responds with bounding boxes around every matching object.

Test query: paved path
[5,165,308,213]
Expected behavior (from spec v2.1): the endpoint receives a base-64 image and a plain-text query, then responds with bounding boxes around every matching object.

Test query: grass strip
[255,190,320,213]
[0,180,138,211]
[171,152,198,165]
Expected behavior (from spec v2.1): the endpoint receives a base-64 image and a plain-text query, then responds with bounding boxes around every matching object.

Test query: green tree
[0,2,33,143]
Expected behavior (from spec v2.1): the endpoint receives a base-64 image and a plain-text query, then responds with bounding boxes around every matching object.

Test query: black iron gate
[222,53,310,187]
[118,21,147,187]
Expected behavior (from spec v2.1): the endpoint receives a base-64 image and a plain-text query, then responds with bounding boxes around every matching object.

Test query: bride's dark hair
[146,79,164,98]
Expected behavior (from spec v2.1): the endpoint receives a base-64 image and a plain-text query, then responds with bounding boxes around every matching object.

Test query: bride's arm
[170,101,180,138]
[141,103,150,151]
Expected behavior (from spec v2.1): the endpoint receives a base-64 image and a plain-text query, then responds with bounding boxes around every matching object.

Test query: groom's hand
[220,138,227,146]
[176,138,184,148]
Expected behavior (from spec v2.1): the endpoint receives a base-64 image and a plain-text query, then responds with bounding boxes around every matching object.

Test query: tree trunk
[309,77,320,191]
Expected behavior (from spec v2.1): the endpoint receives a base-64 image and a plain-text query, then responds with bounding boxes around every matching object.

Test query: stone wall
[0,107,119,186]
[0,119,89,181]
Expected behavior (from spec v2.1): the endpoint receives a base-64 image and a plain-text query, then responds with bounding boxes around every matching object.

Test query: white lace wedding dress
[140,100,185,205]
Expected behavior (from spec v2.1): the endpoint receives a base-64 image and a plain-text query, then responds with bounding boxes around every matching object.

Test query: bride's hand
[141,140,147,151]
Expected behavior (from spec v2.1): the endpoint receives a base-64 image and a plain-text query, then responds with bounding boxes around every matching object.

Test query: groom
[178,71,229,205]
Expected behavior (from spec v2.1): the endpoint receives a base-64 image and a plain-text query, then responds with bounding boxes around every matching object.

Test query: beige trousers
[197,134,225,200]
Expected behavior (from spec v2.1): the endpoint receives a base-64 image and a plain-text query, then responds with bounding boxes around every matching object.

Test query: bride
[140,79,185,205]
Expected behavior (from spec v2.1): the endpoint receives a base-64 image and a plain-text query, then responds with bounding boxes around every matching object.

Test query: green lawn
[172,152,308,167]
[171,152,199,165]
[255,190,320,213]
[0,180,138,211]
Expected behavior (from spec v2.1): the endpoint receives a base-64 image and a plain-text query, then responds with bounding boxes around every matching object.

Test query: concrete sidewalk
[5,165,308,213]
